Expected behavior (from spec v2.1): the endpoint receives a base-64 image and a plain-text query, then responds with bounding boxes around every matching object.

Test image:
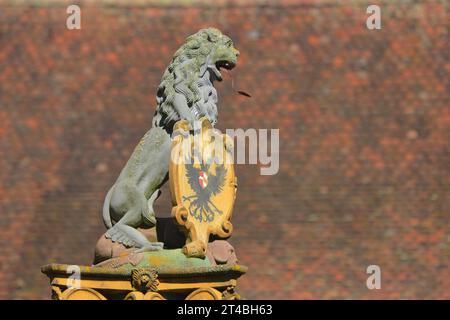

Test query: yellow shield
[169,117,237,258]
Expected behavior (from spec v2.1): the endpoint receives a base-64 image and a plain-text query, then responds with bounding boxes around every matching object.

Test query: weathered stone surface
[41,263,247,300]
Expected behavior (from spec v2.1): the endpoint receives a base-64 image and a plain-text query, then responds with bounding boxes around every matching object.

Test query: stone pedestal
[42,249,246,300]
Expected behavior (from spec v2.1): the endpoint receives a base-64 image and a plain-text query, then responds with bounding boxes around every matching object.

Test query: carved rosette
[131,268,159,293]
[170,118,237,258]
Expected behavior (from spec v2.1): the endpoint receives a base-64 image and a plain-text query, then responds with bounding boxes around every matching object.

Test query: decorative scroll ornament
[170,117,237,258]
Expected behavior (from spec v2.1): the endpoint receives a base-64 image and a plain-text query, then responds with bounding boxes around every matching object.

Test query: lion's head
[153,28,239,132]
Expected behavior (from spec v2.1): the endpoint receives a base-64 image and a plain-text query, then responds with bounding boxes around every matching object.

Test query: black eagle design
[183,154,227,222]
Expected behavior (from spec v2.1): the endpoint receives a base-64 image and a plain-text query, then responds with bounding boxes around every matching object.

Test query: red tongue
[237,90,252,98]
[223,69,252,98]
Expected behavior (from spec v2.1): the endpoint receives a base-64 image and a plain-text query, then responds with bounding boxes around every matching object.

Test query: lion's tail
[102,186,114,229]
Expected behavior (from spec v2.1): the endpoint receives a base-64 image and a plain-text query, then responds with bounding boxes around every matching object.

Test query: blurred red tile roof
[0,0,448,299]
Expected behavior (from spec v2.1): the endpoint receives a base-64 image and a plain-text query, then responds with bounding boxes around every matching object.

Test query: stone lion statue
[100,28,239,253]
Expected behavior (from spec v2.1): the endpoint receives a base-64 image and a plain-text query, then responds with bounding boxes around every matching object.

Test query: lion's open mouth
[212,60,236,81]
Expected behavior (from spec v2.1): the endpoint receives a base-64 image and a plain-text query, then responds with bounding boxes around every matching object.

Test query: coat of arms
[170,117,237,258]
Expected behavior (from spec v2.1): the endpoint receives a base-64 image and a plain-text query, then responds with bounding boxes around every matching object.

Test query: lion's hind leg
[106,184,163,251]
[106,210,163,251]
[142,189,161,228]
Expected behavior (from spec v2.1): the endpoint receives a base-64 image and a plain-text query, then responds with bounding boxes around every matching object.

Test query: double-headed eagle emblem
[183,155,227,222]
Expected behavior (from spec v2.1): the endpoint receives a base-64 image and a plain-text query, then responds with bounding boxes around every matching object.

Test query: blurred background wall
[0,0,448,299]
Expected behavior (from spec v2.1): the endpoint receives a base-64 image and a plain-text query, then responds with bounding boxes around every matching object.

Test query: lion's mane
[152,28,232,132]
